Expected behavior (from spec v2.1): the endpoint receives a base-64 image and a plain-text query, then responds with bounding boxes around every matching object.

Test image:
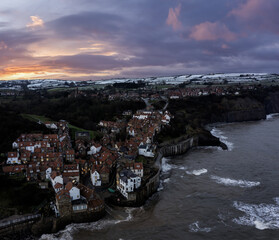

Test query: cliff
[265,92,279,114]
[210,97,266,123]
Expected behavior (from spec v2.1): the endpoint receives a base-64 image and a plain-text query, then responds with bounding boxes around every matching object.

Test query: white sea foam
[210,175,260,188]
[161,158,173,173]
[178,166,187,170]
[40,208,135,240]
[163,178,170,183]
[161,158,187,172]
[186,168,208,176]
[157,182,164,191]
[233,199,279,230]
[189,221,212,233]
[210,128,234,151]
[266,113,279,120]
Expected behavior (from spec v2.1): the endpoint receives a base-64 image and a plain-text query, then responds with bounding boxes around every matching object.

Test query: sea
[40,114,279,240]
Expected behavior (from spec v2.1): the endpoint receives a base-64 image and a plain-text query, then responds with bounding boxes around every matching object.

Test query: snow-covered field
[0,73,278,90]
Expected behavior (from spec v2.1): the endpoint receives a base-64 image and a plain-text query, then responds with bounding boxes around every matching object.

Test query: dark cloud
[0,0,279,79]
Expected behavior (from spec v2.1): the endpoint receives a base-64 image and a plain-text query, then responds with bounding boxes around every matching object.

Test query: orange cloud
[0,64,120,80]
[26,16,44,29]
[0,41,8,50]
[189,21,236,41]
[166,4,182,31]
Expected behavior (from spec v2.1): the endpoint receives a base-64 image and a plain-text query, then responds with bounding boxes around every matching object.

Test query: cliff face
[265,92,279,114]
[210,97,266,123]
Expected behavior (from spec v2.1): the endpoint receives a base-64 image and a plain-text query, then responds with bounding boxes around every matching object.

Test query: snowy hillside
[0,73,278,90]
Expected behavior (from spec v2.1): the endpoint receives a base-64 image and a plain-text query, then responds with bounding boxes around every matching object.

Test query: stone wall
[160,136,198,157]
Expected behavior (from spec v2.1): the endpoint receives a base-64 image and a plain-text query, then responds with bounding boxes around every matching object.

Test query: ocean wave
[161,158,187,172]
[186,168,208,176]
[161,158,173,173]
[163,178,170,183]
[266,113,279,120]
[197,146,223,150]
[189,221,212,233]
[40,208,135,240]
[233,199,279,230]
[210,175,260,188]
[210,128,234,151]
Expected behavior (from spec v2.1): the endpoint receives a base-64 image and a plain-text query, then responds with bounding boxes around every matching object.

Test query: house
[117,169,141,199]
[63,164,80,182]
[66,150,75,162]
[20,152,31,163]
[132,162,144,177]
[54,182,63,193]
[45,167,52,180]
[91,170,101,186]
[56,189,71,217]
[65,182,80,201]
[50,171,63,189]
[99,165,110,184]
[45,122,58,130]
[138,143,155,158]
[161,111,171,125]
[87,143,102,155]
[7,152,21,164]
[75,131,90,142]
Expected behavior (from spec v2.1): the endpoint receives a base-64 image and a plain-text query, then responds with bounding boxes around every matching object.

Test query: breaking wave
[210,175,260,188]
[40,208,135,240]
[233,198,279,230]
[161,158,187,172]
[266,113,279,120]
[189,221,212,233]
[211,128,234,151]
[161,157,173,173]
[186,169,208,176]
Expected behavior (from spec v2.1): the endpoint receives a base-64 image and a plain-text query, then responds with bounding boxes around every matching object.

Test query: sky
[0,0,279,80]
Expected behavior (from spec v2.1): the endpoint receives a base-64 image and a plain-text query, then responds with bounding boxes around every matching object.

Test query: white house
[87,144,102,155]
[65,182,80,201]
[50,171,63,189]
[91,170,101,186]
[45,122,58,130]
[117,169,141,199]
[138,143,155,158]
[7,152,21,164]
[45,167,52,180]
[128,129,135,137]
[162,111,171,125]
[12,141,18,149]
[25,142,35,153]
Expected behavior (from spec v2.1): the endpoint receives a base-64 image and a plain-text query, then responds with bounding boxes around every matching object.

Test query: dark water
[41,114,279,240]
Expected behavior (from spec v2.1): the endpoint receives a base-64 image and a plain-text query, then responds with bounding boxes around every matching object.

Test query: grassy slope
[21,113,98,139]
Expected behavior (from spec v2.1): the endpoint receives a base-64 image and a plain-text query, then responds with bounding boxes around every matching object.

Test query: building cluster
[2,120,104,217]
[2,107,172,207]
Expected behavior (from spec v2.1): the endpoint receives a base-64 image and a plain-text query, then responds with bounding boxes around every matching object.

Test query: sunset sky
[0,0,279,80]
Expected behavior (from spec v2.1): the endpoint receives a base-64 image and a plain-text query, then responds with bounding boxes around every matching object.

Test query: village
[1,100,172,221]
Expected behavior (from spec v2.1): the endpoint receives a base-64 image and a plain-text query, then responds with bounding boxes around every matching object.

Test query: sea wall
[159,136,199,157]
[31,208,105,236]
